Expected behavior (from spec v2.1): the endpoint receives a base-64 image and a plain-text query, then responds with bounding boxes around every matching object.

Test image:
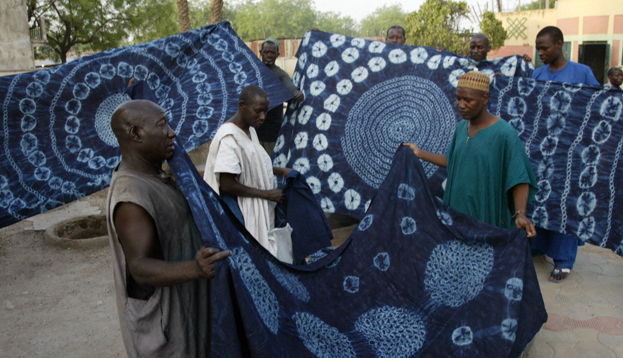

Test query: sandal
[548,267,571,283]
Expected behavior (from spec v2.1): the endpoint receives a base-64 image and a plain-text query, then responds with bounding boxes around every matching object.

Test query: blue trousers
[531,227,584,269]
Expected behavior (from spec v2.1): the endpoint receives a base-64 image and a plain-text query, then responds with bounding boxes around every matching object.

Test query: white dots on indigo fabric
[397,183,415,201]
[501,318,518,342]
[600,96,622,121]
[306,64,319,78]
[330,34,346,47]
[368,57,387,72]
[298,105,313,124]
[535,180,552,202]
[274,135,285,152]
[410,48,428,64]
[449,69,465,88]
[427,55,441,70]
[344,189,361,210]
[424,240,494,307]
[577,217,596,241]
[324,94,341,113]
[317,154,333,172]
[306,176,322,194]
[531,206,549,228]
[358,214,374,231]
[293,158,310,174]
[388,49,407,64]
[292,312,357,358]
[299,52,308,69]
[443,56,456,69]
[452,326,473,346]
[341,47,359,63]
[504,278,523,301]
[336,79,353,96]
[316,113,332,131]
[328,172,344,193]
[310,81,326,96]
[592,120,612,144]
[400,217,417,235]
[343,276,360,293]
[354,306,426,358]
[351,67,369,83]
[321,197,335,213]
[267,261,310,302]
[294,132,308,149]
[273,153,288,168]
[352,38,366,48]
[576,192,596,216]
[312,41,328,58]
[373,252,390,271]
[313,134,329,151]
[230,248,280,334]
[324,61,340,77]
[368,41,385,53]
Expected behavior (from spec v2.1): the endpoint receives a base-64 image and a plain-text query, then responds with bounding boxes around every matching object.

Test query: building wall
[0,0,34,71]
[493,0,623,74]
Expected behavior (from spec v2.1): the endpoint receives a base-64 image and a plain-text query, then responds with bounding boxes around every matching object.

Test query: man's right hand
[402,142,422,157]
[195,247,232,279]
[264,189,285,203]
[522,54,533,63]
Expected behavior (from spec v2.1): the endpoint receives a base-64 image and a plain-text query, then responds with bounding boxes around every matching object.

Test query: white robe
[204,123,292,262]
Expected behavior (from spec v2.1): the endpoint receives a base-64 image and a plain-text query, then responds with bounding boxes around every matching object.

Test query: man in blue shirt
[531,26,600,283]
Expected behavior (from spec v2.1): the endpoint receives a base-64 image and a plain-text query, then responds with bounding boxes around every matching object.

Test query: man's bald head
[111,100,162,141]
[470,33,491,62]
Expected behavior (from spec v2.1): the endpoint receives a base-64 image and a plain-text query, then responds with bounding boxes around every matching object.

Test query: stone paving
[522,243,623,358]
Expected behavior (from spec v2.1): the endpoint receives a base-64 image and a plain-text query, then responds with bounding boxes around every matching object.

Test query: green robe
[443,119,537,229]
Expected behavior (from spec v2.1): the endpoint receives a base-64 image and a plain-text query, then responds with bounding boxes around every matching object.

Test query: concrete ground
[1,188,623,357]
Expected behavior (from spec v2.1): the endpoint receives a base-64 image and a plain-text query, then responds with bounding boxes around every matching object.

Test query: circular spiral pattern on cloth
[341,76,455,188]
[95,93,131,147]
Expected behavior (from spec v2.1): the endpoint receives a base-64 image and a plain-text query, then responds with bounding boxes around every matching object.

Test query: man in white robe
[204,85,293,261]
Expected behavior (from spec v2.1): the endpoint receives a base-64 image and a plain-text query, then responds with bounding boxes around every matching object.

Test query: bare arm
[273,167,293,177]
[512,183,536,238]
[220,173,284,203]
[114,202,231,287]
[402,143,447,168]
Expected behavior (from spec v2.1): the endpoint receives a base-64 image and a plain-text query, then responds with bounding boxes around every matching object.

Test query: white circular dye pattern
[26,82,43,98]
[313,134,329,151]
[321,197,335,212]
[336,79,353,96]
[292,312,357,358]
[368,57,387,72]
[504,278,523,301]
[452,326,473,346]
[309,81,326,96]
[579,166,598,189]
[341,48,360,63]
[449,69,465,87]
[324,94,341,113]
[501,318,518,342]
[316,113,332,131]
[84,72,101,88]
[410,48,428,64]
[294,132,308,149]
[517,78,536,96]
[352,38,366,48]
[312,41,328,58]
[351,67,369,83]
[424,240,494,307]
[592,120,612,144]
[354,306,426,358]
[600,96,622,121]
[368,41,385,53]
[577,217,596,241]
[328,172,344,193]
[274,135,285,152]
[317,154,334,172]
[550,91,572,113]
[508,118,525,135]
[345,189,361,210]
[273,153,288,167]
[546,113,566,136]
[299,52,308,69]
[507,97,527,117]
[298,105,314,124]
[364,200,371,212]
[388,49,407,64]
[436,210,454,226]
[576,192,597,217]
[427,55,442,70]
[532,206,549,228]
[306,64,319,78]
[581,145,600,165]
[64,116,79,135]
[358,214,374,231]
[325,61,340,77]
[343,276,360,293]
[306,176,322,194]
[400,217,417,235]
[292,71,301,87]
[373,252,390,271]
[330,34,346,47]
[302,31,311,46]
[535,180,552,202]
[341,76,455,188]
[95,93,131,147]
[500,56,518,76]
[443,56,456,69]
[19,98,36,114]
[539,136,559,156]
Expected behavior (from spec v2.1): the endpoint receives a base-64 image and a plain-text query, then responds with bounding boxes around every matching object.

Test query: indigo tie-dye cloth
[274,30,623,254]
[168,144,546,358]
[0,22,292,228]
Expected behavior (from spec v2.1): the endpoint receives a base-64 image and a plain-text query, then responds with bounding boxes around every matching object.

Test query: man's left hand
[515,213,536,238]
[292,89,305,103]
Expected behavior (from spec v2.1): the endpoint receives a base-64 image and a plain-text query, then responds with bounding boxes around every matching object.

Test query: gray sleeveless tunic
[106,166,211,357]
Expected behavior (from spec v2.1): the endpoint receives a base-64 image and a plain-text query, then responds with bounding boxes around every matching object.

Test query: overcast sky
[312,0,505,30]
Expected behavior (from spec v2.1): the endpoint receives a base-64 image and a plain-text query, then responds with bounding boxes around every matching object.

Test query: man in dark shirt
[256,37,304,155]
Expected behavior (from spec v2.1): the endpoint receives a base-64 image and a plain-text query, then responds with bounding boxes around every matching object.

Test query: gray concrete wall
[0,0,34,71]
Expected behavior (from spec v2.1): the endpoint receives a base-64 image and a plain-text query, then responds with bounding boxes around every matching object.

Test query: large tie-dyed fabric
[168,144,546,358]
[273,30,623,254]
[0,22,292,228]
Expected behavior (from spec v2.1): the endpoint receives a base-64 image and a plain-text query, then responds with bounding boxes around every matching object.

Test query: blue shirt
[532,60,600,86]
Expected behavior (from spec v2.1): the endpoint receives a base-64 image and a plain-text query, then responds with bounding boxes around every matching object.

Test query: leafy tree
[520,0,556,10]
[359,4,407,38]
[315,11,358,37]
[404,0,471,56]
[211,0,223,23]
[479,11,506,50]
[232,0,317,41]
[131,0,179,44]
[27,0,140,63]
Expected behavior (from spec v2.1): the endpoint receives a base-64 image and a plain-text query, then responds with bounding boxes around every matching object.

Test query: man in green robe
[404,71,537,236]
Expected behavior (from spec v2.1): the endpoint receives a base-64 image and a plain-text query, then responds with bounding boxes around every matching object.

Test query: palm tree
[211,0,223,24]
[177,0,191,32]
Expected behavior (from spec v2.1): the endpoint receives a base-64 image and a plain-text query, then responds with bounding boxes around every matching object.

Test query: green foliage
[316,11,358,38]
[131,0,179,44]
[404,0,471,56]
[232,0,317,41]
[479,11,506,50]
[29,0,140,63]
[359,4,407,38]
[520,0,556,10]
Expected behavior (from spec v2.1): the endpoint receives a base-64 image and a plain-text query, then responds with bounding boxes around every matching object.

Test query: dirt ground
[0,189,127,358]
